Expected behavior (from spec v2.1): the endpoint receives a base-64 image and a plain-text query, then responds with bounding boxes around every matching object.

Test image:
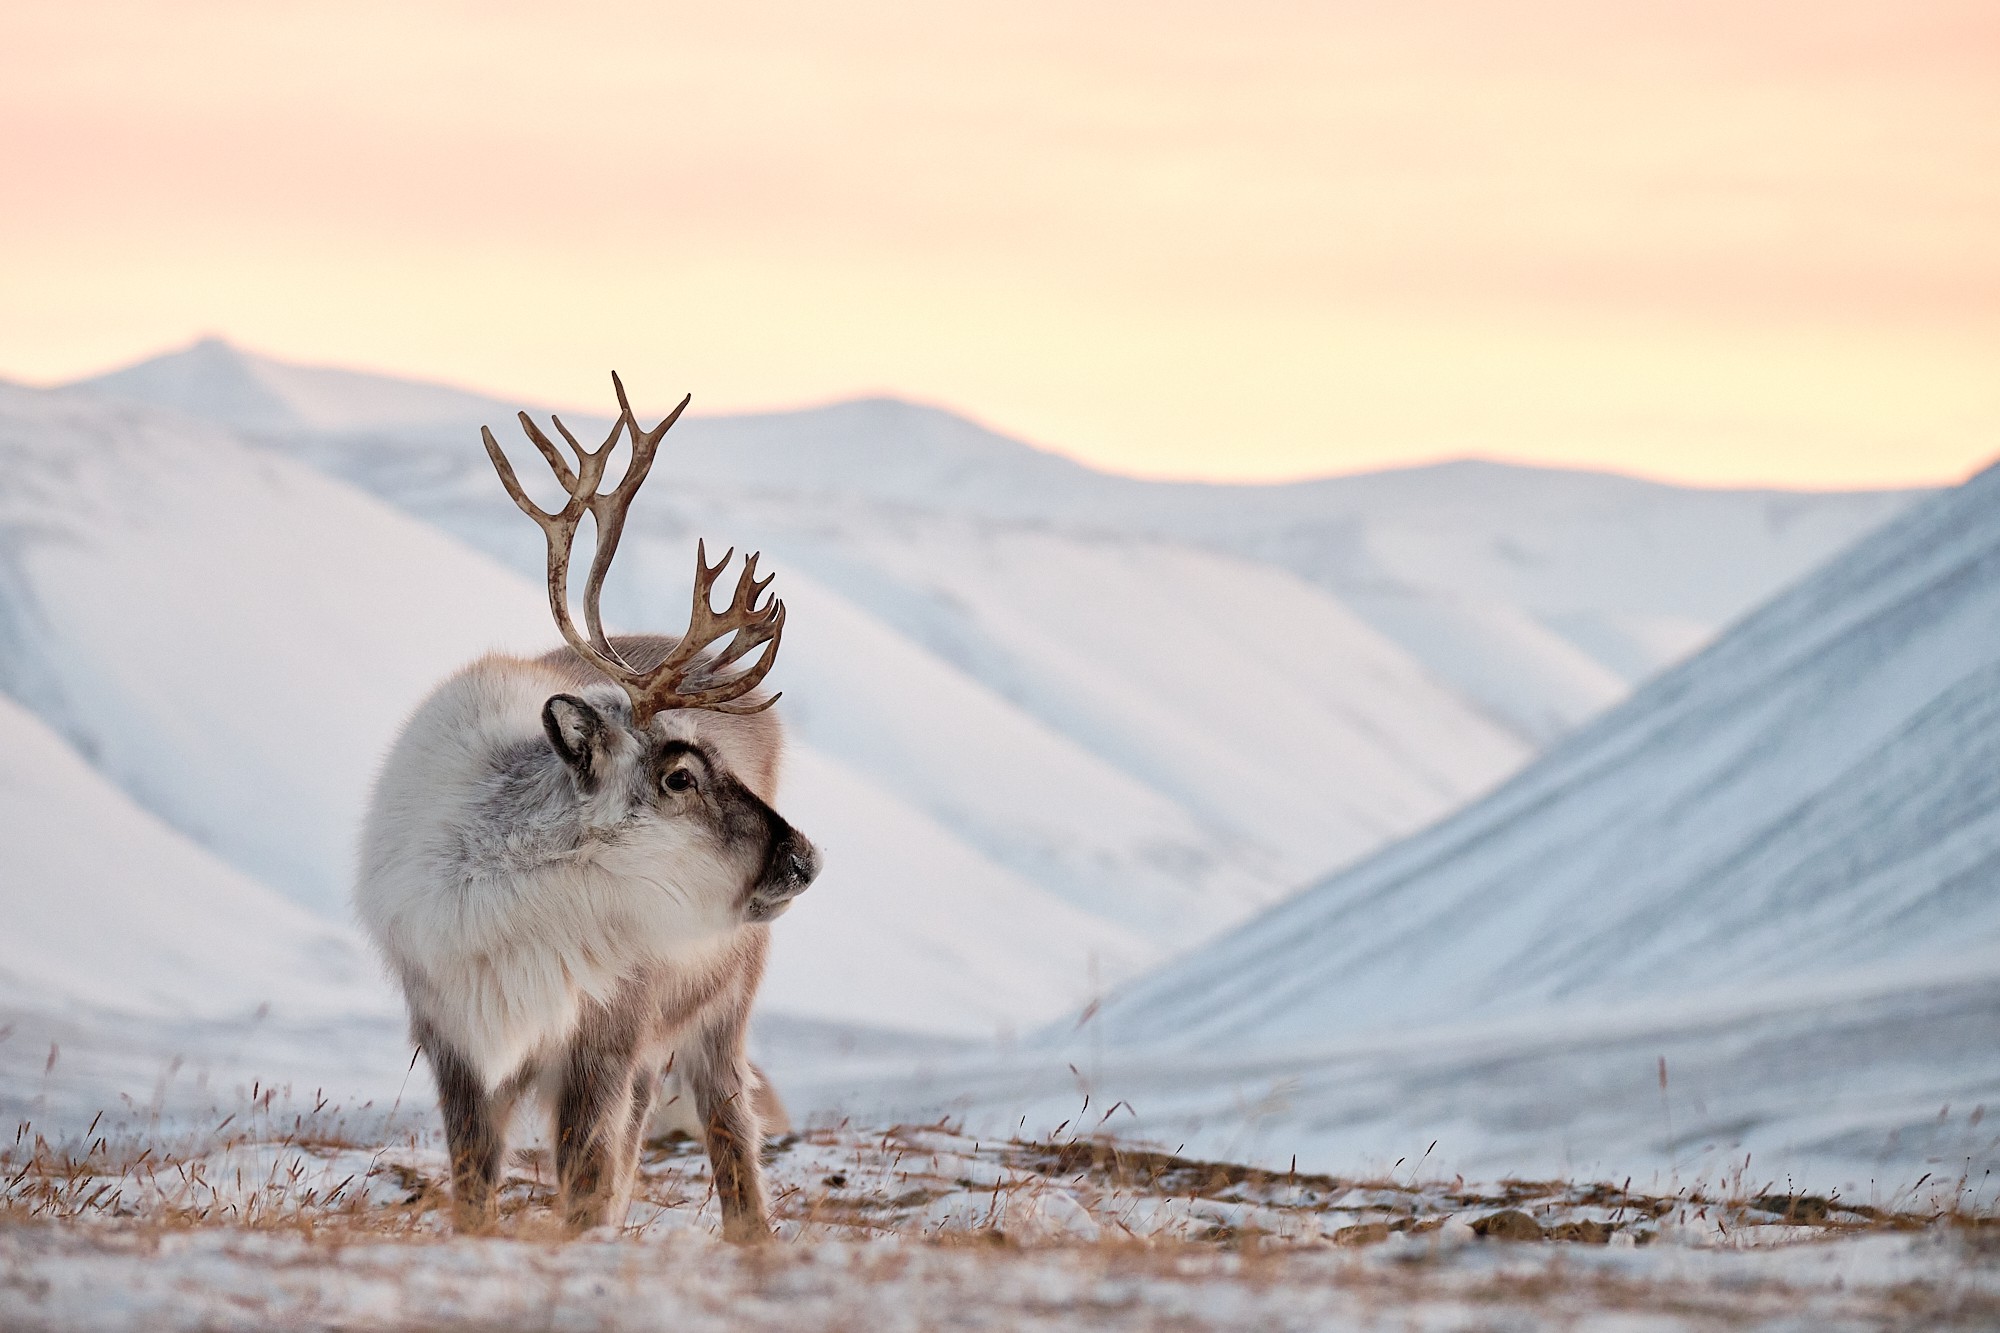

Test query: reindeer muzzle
[746,825,820,922]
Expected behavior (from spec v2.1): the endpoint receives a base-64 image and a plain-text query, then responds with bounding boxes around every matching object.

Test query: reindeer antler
[482,374,785,722]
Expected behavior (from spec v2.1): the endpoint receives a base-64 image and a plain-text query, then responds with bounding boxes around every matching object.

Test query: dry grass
[5,1101,1990,1247]
[4,1103,1995,1331]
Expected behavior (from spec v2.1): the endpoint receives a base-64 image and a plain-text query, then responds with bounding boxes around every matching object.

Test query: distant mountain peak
[75,335,299,432]
[69,338,522,434]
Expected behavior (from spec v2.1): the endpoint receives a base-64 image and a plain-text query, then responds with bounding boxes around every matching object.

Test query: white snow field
[787,954,2000,1194]
[805,460,2000,1191]
[0,383,555,916]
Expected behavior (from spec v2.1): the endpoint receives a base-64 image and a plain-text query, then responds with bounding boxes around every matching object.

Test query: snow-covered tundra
[357,378,819,1240]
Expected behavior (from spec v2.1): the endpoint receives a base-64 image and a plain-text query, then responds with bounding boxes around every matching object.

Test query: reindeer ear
[542,694,608,781]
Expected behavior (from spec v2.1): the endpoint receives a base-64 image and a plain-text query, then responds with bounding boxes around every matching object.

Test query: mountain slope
[0,689,383,1021]
[787,954,2000,1190]
[0,384,558,913]
[1080,460,2000,1052]
[653,401,1907,729]
[76,334,515,433]
[745,515,1527,879]
[0,689,417,1130]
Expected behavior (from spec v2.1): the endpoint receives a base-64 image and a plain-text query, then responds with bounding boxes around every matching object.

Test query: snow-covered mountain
[76,334,515,434]
[75,340,1917,745]
[648,406,1915,739]
[58,340,1921,896]
[1076,458,2000,1052]
[20,344,1931,1031]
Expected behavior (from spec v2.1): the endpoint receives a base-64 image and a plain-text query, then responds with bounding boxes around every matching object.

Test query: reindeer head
[483,376,820,925]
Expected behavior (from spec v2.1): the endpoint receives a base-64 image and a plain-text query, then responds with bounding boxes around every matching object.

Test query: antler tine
[483,415,628,693]
[550,409,628,463]
[608,372,691,445]
[635,393,692,449]
[482,425,561,525]
[619,542,786,720]
[593,387,685,515]
[576,410,642,664]
[659,539,731,664]
[580,380,695,663]
[706,691,783,715]
[670,605,786,711]
[691,540,734,613]
[708,553,782,670]
[515,413,579,490]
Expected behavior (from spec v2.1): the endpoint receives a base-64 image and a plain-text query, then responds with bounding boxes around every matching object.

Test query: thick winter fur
[356,635,819,1240]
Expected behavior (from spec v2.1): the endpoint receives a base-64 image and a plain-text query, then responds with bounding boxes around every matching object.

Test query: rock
[927,1187,1103,1244]
[998,1188,1101,1243]
[1750,1194,1833,1224]
[921,1189,994,1234]
[1546,1219,1610,1243]
[1435,1216,1478,1249]
[1473,1209,1544,1241]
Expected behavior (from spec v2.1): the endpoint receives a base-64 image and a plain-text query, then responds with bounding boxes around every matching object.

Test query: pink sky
[3,0,1995,486]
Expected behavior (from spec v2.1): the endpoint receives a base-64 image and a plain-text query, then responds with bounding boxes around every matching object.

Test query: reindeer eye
[662,768,697,794]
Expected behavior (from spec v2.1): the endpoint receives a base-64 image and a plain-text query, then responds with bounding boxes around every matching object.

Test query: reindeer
[356,376,820,1241]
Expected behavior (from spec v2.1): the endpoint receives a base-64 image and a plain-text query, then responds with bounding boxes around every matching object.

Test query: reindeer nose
[751,825,820,919]
[784,836,821,889]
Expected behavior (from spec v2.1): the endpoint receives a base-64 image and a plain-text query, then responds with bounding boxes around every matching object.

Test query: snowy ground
[3,1115,1994,1331]
[789,961,2000,1200]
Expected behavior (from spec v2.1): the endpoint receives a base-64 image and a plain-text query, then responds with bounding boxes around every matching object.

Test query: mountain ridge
[63,338,1923,726]
[1069,456,2000,1053]
[67,336,1930,517]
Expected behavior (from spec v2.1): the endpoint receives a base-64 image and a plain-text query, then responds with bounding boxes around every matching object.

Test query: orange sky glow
[2,0,1996,488]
